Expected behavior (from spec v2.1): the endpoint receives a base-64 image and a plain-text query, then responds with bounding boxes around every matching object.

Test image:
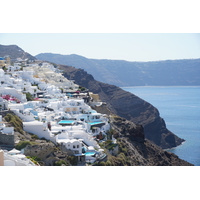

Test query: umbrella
[8,148,21,155]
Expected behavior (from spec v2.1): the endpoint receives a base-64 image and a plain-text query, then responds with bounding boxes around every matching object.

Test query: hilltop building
[0,57,5,68]
[0,56,11,68]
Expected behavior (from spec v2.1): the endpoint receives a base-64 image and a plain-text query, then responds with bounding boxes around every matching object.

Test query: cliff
[1,110,192,166]
[36,53,200,87]
[59,64,184,149]
[102,115,192,166]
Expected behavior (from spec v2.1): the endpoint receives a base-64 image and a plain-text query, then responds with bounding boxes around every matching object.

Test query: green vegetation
[2,66,8,71]
[78,86,86,91]
[25,92,34,101]
[4,113,24,135]
[26,156,41,165]
[94,138,131,166]
[106,129,116,139]
[118,141,128,156]
[31,134,39,140]
[55,160,69,166]
[67,156,77,166]
[99,140,117,151]
[94,152,130,166]
[15,141,37,150]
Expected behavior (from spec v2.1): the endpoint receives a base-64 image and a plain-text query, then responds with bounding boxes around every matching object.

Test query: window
[73,145,75,148]
[77,145,79,148]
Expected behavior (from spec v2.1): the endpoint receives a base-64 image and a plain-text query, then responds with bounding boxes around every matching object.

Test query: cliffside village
[0,56,114,166]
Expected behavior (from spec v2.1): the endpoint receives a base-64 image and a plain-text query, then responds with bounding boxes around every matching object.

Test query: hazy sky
[0,33,200,62]
[1,1,200,62]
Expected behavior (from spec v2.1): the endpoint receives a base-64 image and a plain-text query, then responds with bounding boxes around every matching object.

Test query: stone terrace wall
[0,132,14,146]
[0,111,17,147]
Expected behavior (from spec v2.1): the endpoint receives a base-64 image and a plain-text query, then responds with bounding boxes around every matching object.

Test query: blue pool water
[84,152,96,156]
[122,86,200,166]
[58,120,75,124]
[88,122,103,125]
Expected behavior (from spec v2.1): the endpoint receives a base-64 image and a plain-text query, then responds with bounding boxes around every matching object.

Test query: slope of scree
[104,114,193,166]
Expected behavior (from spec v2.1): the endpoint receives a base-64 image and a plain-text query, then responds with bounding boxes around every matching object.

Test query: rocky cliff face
[59,64,184,149]
[107,115,192,166]
[36,53,200,87]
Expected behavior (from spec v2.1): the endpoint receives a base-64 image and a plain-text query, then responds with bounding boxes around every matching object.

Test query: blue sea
[122,86,200,166]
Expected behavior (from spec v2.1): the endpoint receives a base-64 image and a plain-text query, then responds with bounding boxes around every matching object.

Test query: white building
[0,148,36,166]
[0,60,109,163]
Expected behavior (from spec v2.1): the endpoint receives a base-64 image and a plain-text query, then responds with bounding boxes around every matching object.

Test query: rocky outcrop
[117,137,193,166]
[24,141,56,161]
[23,141,72,166]
[105,115,193,166]
[59,64,184,149]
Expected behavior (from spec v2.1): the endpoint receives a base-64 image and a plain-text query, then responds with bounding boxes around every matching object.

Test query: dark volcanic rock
[59,64,184,149]
[103,114,192,166]
[36,53,200,87]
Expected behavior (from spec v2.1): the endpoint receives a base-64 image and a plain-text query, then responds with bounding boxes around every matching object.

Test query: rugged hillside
[103,115,192,166]
[58,64,184,149]
[36,53,200,87]
[0,44,36,61]
[1,111,192,166]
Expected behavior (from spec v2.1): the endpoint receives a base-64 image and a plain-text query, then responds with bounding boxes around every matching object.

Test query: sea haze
[122,86,200,166]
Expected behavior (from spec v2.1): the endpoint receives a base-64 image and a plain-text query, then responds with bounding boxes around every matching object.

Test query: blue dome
[0,57,5,60]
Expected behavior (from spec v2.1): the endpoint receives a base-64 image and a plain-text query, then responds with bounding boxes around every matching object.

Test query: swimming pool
[58,120,75,124]
[88,122,104,125]
[84,152,96,156]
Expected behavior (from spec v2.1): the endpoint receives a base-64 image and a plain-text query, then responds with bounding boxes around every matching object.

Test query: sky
[0,33,200,62]
[1,1,200,62]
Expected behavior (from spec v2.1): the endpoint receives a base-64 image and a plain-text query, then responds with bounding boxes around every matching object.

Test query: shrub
[79,86,86,91]
[67,156,77,166]
[25,92,34,101]
[4,113,24,134]
[26,156,40,165]
[15,141,32,150]
[105,161,112,166]
[31,134,39,140]
[55,160,68,166]
[31,156,41,162]
[99,161,106,166]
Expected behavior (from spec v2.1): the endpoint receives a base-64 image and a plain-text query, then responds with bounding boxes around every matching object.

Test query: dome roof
[0,57,5,60]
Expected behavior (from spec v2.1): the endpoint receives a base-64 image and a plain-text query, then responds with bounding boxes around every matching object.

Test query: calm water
[122,86,200,166]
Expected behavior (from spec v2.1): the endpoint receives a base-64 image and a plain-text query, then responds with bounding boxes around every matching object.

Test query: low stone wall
[0,132,14,146]
[0,110,17,147]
